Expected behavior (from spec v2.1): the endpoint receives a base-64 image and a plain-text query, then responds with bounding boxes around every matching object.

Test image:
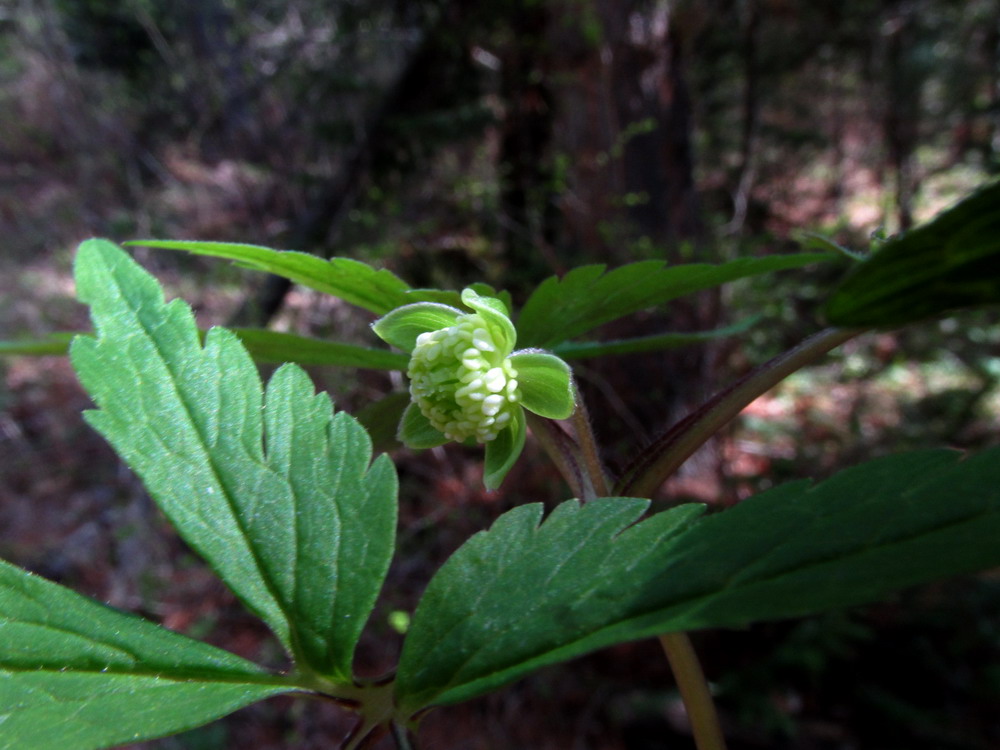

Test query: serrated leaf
[396,448,1000,712]
[70,239,398,681]
[516,253,833,348]
[824,181,1000,327]
[0,558,293,750]
[127,239,455,314]
[395,498,703,710]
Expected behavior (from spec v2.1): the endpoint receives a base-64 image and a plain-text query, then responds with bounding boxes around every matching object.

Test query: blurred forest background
[3,0,1000,748]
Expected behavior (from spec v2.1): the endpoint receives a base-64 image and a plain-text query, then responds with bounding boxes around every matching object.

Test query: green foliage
[127,240,459,315]
[4,205,1000,747]
[0,558,293,750]
[0,329,408,370]
[71,239,398,680]
[825,181,1000,327]
[516,253,834,348]
[396,448,1000,712]
[229,328,407,369]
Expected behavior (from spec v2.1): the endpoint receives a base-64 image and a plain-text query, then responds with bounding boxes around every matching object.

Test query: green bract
[373,288,574,488]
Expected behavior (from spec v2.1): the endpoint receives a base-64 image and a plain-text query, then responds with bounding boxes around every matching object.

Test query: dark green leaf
[231,328,407,369]
[0,558,293,750]
[0,332,75,356]
[70,240,398,681]
[0,328,408,370]
[824,181,1000,327]
[127,239,451,315]
[516,253,833,348]
[794,231,866,261]
[397,402,449,449]
[396,448,1000,712]
[552,316,760,360]
[354,391,410,453]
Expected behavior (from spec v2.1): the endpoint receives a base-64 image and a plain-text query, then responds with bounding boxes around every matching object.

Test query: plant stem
[526,412,587,498]
[391,722,418,750]
[617,327,863,498]
[570,384,609,498]
[659,633,728,750]
[544,390,728,750]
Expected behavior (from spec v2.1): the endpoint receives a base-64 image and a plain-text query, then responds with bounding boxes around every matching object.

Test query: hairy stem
[617,327,863,497]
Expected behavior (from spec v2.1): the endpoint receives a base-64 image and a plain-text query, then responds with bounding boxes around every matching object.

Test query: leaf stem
[616,327,863,497]
[659,633,728,750]
[391,722,419,750]
[526,412,587,498]
[570,384,609,498]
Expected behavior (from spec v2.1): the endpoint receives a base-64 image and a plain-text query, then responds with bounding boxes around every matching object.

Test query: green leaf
[460,287,516,354]
[395,498,701,711]
[371,302,463,352]
[398,402,450,449]
[355,391,411,453]
[396,448,1000,712]
[0,328,408,370]
[516,253,833,348]
[509,350,574,419]
[0,332,75,356]
[794,231,866,261]
[127,239,432,315]
[70,239,398,681]
[482,408,526,490]
[552,316,760,360]
[232,328,407,369]
[0,558,293,750]
[824,181,1000,327]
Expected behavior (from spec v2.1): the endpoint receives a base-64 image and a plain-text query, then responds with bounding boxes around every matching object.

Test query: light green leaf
[396,448,1000,712]
[460,287,516,354]
[70,239,398,681]
[371,302,463,353]
[0,558,294,750]
[824,181,1000,327]
[127,239,426,315]
[509,350,574,419]
[482,407,526,491]
[516,253,834,348]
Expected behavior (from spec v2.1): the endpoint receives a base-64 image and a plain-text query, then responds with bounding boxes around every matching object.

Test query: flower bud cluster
[407,313,519,443]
